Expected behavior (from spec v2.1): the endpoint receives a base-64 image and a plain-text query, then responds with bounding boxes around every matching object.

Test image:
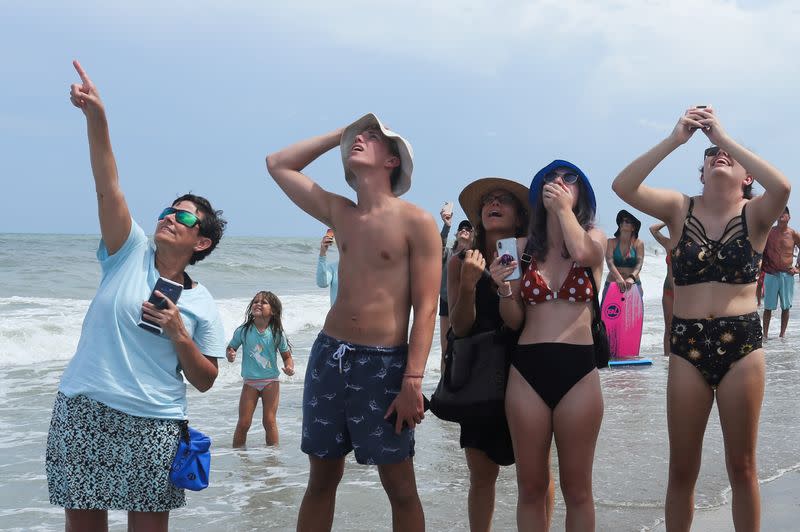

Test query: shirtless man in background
[762,207,800,339]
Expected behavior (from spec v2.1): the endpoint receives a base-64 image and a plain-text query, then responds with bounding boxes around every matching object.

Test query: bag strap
[179,420,191,444]
[519,239,534,274]
[584,267,602,322]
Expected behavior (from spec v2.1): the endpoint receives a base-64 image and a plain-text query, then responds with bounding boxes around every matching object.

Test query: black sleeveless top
[671,198,762,286]
[470,274,503,335]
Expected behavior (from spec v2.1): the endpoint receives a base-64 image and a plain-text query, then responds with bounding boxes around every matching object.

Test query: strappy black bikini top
[671,198,762,286]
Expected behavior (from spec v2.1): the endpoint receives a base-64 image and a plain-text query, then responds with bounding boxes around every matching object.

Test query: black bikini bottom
[670,312,762,388]
[510,343,596,410]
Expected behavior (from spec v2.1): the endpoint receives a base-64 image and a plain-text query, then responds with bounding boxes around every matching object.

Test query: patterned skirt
[46,392,186,512]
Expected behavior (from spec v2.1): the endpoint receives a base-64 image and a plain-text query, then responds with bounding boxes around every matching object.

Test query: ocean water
[1,234,798,531]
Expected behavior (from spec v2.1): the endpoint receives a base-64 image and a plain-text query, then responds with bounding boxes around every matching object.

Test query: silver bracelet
[497,286,513,298]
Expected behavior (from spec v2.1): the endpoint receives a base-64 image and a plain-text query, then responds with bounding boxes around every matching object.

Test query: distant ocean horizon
[1,233,799,531]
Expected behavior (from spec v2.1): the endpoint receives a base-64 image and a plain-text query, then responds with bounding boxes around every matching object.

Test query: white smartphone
[496,237,521,281]
[138,277,183,335]
[442,201,454,216]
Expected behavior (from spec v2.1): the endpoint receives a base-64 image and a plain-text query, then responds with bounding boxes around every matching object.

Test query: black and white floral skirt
[46,392,186,512]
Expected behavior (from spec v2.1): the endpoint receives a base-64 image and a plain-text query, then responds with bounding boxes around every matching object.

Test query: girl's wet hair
[237,291,291,351]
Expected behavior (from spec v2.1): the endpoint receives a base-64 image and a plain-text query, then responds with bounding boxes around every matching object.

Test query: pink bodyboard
[601,283,643,358]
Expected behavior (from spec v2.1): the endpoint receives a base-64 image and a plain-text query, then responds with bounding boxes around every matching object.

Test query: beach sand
[649,468,800,532]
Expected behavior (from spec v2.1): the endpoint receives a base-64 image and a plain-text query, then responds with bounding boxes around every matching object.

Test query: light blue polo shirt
[59,221,226,420]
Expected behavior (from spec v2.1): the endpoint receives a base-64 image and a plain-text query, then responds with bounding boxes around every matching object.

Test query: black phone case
[138,277,183,334]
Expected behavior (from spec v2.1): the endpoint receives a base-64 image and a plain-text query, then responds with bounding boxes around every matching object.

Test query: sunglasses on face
[543,171,580,184]
[457,227,473,233]
[704,146,727,158]
[480,192,516,207]
[158,207,200,228]
[620,218,635,225]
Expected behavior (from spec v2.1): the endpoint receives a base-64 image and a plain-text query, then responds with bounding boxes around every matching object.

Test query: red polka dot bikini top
[520,259,594,305]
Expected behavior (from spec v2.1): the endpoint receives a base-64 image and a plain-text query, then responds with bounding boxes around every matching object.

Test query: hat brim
[529,159,596,214]
[458,177,530,230]
[340,113,413,197]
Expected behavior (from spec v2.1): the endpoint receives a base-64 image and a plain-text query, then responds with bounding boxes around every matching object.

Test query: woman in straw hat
[448,177,553,531]
[490,160,606,530]
[613,106,789,531]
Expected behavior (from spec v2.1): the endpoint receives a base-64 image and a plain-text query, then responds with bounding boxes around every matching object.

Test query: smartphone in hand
[441,201,454,216]
[138,277,183,335]
[496,237,521,281]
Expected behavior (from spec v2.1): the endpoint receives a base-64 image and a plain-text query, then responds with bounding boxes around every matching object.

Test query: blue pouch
[170,422,211,491]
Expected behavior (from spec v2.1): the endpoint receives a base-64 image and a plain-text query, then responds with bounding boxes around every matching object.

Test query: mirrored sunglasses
[158,207,200,228]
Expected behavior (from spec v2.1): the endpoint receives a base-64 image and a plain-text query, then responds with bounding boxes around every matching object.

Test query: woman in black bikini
[490,160,606,531]
[613,107,789,531]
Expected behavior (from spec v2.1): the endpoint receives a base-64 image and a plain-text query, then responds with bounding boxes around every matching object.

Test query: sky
[2,0,799,238]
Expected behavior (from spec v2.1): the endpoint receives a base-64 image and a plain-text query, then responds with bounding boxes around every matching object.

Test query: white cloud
[82,0,800,89]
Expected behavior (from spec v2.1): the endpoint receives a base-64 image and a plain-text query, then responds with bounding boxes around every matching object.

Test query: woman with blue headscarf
[489,160,606,530]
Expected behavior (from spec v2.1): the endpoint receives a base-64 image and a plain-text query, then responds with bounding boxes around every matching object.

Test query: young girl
[227,291,294,447]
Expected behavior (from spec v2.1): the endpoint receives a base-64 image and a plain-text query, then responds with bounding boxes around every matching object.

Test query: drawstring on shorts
[331,343,354,373]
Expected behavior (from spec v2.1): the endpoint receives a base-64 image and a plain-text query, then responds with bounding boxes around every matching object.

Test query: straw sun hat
[458,177,529,229]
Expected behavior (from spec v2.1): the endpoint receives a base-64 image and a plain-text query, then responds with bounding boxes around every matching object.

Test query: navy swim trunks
[301,332,415,465]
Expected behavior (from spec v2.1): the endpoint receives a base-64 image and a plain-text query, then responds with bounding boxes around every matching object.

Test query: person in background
[46,61,227,532]
[612,106,789,531]
[439,219,474,357]
[756,269,765,307]
[316,229,338,305]
[603,209,644,300]
[227,291,295,447]
[650,222,674,357]
[761,207,800,339]
[493,160,605,531]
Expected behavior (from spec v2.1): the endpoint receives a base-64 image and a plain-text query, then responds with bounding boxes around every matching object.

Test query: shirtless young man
[266,113,441,532]
[762,207,800,339]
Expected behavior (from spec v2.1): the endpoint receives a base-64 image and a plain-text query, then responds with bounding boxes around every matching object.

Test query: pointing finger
[73,60,92,86]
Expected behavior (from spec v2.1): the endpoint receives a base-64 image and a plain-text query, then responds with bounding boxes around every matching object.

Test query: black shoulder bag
[585,268,610,368]
[430,327,513,423]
